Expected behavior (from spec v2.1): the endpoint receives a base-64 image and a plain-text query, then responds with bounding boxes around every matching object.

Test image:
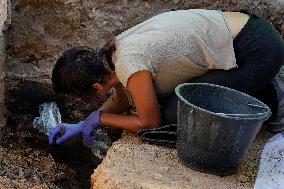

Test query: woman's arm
[98,84,130,114]
[100,70,161,132]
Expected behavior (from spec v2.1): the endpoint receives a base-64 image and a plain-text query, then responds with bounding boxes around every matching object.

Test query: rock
[173,0,180,5]
[91,131,272,189]
[0,0,8,31]
[238,175,249,183]
[0,0,8,128]
[153,173,164,180]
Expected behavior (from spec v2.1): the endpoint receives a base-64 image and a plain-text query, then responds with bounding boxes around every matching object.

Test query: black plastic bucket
[175,83,271,176]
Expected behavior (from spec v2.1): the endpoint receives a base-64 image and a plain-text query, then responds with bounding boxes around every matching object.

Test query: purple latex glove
[83,110,102,146]
[49,121,84,144]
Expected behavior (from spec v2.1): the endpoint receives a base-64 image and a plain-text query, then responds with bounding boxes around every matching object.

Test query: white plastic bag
[33,102,62,136]
[254,133,284,189]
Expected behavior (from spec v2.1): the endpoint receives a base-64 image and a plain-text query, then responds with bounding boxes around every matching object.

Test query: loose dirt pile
[0,127,95,188]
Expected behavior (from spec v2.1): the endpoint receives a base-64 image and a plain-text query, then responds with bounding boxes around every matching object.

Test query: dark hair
[52,44,115,95]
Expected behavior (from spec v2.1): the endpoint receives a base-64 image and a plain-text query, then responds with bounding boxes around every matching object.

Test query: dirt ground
[0,122,97,188]
[0,80,121,188]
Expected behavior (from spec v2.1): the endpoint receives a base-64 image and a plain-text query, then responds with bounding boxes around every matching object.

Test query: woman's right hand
[48,121,84,144]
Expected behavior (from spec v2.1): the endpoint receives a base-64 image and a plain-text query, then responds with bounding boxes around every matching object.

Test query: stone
[0,0,9,129]
[0,0,8,31]
[0,32,6,128]
[173,0,180,5]
[91,131,273,189]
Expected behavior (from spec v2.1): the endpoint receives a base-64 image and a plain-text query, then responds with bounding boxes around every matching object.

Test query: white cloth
[254,133,284,189]
[113,9,237,97]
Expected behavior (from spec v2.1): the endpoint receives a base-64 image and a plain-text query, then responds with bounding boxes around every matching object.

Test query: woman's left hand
[83,110,102,146]
[49,122,84,144]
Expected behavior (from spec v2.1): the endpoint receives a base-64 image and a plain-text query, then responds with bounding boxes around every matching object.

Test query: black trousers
[160,12,284,125]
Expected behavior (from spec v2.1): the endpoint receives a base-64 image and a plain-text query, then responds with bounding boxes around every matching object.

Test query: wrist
[94,110,103,125]
[83,110,104,130]
[78,121,85,131]
[99,110,104,124]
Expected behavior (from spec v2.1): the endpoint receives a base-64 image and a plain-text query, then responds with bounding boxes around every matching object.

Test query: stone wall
[0,0,9,128]
[5,0,284,84]
[90,132,273,189]
[4,0,284,122]
[0,33,5,128]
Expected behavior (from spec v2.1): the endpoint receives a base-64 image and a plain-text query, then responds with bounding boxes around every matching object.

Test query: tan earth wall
[5,0,284,83]
[3,0,284,120]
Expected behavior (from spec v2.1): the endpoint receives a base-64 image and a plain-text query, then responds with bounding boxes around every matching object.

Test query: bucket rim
[175,83,272,121]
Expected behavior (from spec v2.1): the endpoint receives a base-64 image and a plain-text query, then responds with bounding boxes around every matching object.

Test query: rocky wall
[5,0,284,83]
[91,131,272,189]
[5,0,284,122]
[0,0,9,128]
[0,33,6,128]
[3,0,283,126]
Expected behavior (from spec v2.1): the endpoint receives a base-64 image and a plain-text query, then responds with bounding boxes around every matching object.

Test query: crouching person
[49,9,284,145]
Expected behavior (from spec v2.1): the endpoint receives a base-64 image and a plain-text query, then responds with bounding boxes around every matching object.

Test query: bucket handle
[247,103,268,110]
[216,103,269,118]
[215,112,265,117]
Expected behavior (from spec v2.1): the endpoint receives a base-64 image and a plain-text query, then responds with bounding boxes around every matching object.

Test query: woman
[49,9,284,145]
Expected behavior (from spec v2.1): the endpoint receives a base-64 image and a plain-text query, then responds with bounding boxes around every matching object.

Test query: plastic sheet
[254,133,284,189]
[33,102,62,136]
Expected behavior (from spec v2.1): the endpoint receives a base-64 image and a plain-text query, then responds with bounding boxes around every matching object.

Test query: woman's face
[91,71,121,97]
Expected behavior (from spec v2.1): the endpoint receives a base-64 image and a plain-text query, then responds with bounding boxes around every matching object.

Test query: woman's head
[52,46,115,96]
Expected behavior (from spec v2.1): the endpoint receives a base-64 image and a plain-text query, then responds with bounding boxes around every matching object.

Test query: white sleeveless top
[113,9,237,98]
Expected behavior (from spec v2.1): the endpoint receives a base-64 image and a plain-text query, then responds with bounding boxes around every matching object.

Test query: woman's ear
[110,71,117,80]
[92,83,104,91]
[108,71,121,85]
